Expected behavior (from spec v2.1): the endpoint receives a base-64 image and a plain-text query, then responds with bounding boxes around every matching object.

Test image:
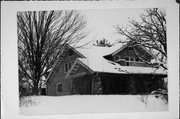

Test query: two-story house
[45,43,167,96]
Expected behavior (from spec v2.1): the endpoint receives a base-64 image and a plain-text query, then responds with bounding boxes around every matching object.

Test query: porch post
[91,77,94,94]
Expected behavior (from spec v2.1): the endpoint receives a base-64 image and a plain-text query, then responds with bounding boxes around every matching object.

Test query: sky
[79,8,145,45]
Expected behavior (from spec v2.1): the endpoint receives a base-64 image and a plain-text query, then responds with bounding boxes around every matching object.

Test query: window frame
[130,57,134,61]
[56,83,62,93]
[64,63,68,73]
[68,62,72,70]
[115,55,145,66]
[64,61,74,73]
[124,56,140,66]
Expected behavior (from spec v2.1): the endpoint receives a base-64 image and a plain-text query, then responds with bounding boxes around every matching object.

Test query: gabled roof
[47,43,167,82]
[111,43,156,59]
[67,45,85,58]
[65,58,94,79]
[77,57,166,75]
[75,43,124,57]
[65,44,167,78]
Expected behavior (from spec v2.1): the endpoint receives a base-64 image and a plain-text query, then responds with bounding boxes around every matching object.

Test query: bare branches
[18,10,87,95]
[114,8,167,70]
[93,38,114,47]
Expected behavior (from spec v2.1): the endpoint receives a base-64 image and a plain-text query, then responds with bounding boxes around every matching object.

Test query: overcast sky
[79,8,145,46]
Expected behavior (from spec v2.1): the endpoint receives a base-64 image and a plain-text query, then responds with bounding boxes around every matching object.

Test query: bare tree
[18,10,87,95]
[93,38,114,47]
[114,8,167,70]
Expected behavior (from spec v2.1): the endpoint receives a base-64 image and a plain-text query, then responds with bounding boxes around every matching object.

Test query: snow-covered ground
[20,95,168,115]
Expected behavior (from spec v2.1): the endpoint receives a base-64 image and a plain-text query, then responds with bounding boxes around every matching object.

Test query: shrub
[151,88,168,102]
[19,96,38,107]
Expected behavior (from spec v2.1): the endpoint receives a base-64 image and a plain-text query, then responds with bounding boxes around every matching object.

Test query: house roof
[77,58,166,75]
[67,44,167,76]
[111,43,156,59]
[75,43,124,57]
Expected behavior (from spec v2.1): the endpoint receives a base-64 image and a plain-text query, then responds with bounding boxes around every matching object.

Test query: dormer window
[125,62,130,66]
[130,57,134,61]
[125,57,129,61]
[115,56,144,66]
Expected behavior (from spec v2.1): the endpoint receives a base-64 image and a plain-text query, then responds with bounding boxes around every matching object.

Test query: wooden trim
[76,59,94,73]
[69,72,87,79]
[67,45,85,58]
[65,58,94,80]
[65,59,79,79]
[112,44,156,59]
[98,72,167,77]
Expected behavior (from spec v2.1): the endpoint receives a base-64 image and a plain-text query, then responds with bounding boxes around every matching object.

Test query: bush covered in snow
[151,88,168,102]
[20,96,39,107]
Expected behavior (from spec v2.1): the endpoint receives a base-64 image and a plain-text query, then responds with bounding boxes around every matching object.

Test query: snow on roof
[73,44,167,75]
[75,43,124,57]
[77,58,166,75]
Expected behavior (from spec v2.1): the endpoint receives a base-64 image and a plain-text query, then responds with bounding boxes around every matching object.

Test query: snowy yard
[20,95,168,115]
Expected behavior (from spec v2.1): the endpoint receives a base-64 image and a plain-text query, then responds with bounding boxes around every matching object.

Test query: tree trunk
[32,59,41,95]
[32,82,39,95]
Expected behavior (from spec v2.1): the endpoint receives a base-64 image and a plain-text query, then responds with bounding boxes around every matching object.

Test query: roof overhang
[111,44,156,59]
[97,72,167,78]
[67,44,86,58]
[65,58,94,79]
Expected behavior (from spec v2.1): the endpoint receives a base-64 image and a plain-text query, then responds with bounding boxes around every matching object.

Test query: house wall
[47,50,82,96]
[72,74,93,94]
[69,64,93,94]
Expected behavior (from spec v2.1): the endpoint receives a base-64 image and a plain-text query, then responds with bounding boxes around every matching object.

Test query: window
[65,63,68,72]
[130,57,134,61]
[68,62,71,70]
[64,61,73,73]
[125,57,129,61]
[116,56,143,66]
[56,83,62,93]
[114,56,120,61]
[126,62,130,66]
[124,57,136,66]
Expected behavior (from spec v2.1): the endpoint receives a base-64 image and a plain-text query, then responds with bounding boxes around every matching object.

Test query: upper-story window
[124,57,130,66]
[64,61,73,73]
[130,57,134,61]
[124,56,143,66]
[65,63,68,72]
[115,56,142,66]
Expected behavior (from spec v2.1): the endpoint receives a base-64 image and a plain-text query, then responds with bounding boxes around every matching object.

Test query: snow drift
[20,95,168,115]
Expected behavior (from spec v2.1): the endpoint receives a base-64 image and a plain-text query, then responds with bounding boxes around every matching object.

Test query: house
[45,43,167,96]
